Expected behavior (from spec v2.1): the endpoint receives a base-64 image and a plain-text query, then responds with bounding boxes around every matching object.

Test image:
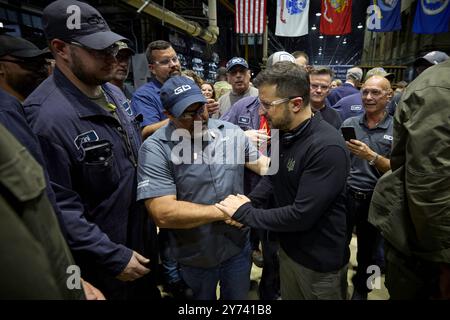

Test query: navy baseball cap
[0,35,49,58]
[43,0,126,50]
[226,57,249,72]
[160,76,207,118]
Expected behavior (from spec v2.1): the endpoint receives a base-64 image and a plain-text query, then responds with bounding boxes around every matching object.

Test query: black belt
[348,189,373,200]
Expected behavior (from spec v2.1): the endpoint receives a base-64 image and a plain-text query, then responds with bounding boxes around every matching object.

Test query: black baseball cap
[0,35,49,58]
[43,0,126,50]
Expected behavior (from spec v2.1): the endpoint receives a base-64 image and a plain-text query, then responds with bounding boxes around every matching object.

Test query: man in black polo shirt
[341,75,393,300]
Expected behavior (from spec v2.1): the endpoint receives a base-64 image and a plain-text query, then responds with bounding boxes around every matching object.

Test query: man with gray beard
[22,0,160,300]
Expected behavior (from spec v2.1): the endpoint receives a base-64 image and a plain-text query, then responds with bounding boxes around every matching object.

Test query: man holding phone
[341,75,393,300]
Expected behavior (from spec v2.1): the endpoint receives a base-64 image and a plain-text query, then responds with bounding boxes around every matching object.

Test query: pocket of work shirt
[81,153,120,209]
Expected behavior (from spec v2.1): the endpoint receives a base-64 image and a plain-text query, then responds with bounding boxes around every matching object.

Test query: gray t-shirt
[215,86,258,119]
[137,119,259,267]
[342,113,393,192]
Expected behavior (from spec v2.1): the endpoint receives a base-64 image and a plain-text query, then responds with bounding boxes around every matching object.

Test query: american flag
[235,0,267,34]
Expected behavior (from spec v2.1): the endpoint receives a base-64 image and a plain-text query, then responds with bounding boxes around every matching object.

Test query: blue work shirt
[221,96,262,194]
[137,119,258,268]
[23,67,148,282]
[328,83,360,107]
[131,78,167,127]
[342,113,393,192]
[333,93,364,121]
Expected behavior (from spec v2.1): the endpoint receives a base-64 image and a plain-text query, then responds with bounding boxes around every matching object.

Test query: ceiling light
[319,35,324,39]
[316,13,321,17]
[318,52,322,55]
[314,61,318,64]
[342,38,347,44]
[335,35,340,38]
[311,25,317,30]
[357,22,363,29]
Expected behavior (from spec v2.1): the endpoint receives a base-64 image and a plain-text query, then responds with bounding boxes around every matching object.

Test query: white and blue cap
[267,51,295,67]
[226,57,249,72]
[160,76,207,118]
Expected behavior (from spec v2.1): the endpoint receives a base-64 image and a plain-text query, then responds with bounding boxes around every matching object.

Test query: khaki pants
[279,248,347,300]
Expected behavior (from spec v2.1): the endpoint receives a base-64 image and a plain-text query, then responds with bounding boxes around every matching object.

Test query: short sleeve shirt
[137,119,259,267]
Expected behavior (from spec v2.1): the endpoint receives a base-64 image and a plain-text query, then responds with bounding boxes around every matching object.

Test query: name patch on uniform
[350,105,362,111]
[74,130,99,149]
[383,134,393,141]
[238,116,250,125]
[123,100,133,116]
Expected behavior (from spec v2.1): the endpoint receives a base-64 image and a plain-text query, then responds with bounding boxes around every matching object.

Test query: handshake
[215,194,251,228]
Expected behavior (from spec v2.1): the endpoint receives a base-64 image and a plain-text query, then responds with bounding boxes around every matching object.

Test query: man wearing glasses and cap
[23,0,160,300]
[215,57,258,118]
[137,75,269,300]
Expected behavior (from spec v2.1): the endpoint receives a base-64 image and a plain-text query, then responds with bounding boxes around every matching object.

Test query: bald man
[341,76,393,300]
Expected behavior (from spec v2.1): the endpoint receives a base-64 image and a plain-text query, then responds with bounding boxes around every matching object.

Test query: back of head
[267,51,295,68]
[145,40,172,63]
[365,67,395,82]
[291,51,309,65]
[43,0,125,50]
[216,67,227,81]
[254,61,310,106]
[346,67,363,82]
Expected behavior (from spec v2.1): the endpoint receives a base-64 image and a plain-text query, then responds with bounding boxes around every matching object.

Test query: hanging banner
[366,0,401,32]
[413,0,450,34]
[320,0,352,35]
[275,0,310,37]
[235,0,267,34]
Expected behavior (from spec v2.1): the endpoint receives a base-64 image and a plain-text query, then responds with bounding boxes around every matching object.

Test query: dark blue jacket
[333,93,364,121]
[23,68,158,299]
[0,89,71,238]
[327,82,360,107]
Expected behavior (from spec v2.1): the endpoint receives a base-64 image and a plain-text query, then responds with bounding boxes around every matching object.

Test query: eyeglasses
[310,84,330,91]
[361,89,386,98]
[178,105,206,120]
[0,58,49,70]
[153,56,179,66]
[70,41,119,58]
[259,97,299,111]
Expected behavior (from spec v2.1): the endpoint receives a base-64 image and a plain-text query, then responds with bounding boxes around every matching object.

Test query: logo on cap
[174,85,192,95]
[67,5,81,30]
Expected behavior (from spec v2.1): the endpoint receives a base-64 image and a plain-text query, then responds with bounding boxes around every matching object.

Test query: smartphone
[82,140,112,162]
[341,127,356,141]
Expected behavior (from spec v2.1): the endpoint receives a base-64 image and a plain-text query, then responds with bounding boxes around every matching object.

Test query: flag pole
[262,15,268,67]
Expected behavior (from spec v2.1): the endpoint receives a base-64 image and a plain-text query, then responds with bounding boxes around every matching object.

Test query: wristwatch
[369,153,379,166]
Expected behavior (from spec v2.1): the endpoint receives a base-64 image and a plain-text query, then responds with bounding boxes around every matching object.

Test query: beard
[70,50,113,86]
[268,105,292,131]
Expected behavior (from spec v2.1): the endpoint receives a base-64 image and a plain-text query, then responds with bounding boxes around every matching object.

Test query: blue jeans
[179,241,251,300]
